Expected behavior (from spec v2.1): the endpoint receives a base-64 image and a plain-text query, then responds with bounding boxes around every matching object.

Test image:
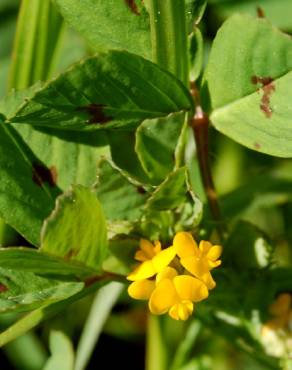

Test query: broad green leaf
[0,247,93,277]
[0,119,57,245]
[136,112,185,184]
[146,168,188,210]
[206,14,292,157]
[44,331,74,370]
[96,159,147,222]
[10,51,192,131]
[0,267,83,313]
[8,0,64,90]
[75,283,123,370]
[41,185,107,272]
[209,0,292,32]
[224,221,273,269]
[54,0,151,59]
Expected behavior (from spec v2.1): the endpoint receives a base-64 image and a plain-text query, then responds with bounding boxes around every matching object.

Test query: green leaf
[44,331,74,370]
[189,27,204,81]
[54,0,152,59]
[136,112,185,184]
[0,119,57,245]
[104,238,138,275]
[146,168,188,210]
[41,185,107,272]
[108,131,151,184]
[8,0,64,90]
[96,159,147,222]
[206,14,292,157]
[185,0,207,27]
[209,0,292,32]
[0,247,93,277]
[0,267,83,313]
[0,280,107,347]
[0,86,110,192]
[10,51,192,131]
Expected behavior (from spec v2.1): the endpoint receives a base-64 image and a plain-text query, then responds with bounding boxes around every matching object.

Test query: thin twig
[190,82,225,240]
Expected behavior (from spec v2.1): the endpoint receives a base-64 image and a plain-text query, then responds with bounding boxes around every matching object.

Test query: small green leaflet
[10,50,193,131]
[41,185,108,272]
[206,14,292,157]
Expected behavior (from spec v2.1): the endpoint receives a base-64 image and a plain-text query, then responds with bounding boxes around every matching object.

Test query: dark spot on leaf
[136,186,146,194]
[0,283,8,293]
[254,142,261,149]
[64,249,78,260]
[251,75,275,118]
[256,7,265,18]
[124,0,140,15]
[77,104,113,125]
[32,163,58,187]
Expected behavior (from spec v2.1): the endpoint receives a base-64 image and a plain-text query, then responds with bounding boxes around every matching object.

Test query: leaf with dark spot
[256,7,265,18]
[0,284,8,293]
[32,163,58,187]
[251,75,275,118]
[136,186,146,194]
[125,0,140,15]
[77,104,113,125]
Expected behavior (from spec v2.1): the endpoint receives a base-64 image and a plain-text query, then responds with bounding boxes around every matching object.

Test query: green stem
[146,315,167,370]
[145,0,189,85]
[8,0,64,90]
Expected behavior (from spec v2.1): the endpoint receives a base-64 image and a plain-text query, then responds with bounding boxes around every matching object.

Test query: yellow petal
[156,267,178,284]
[180,256,209,278]
[153,241,162,254]
[173,232,199,258]
[149,279,177,315]
[139,239,156,259]
[127,260,156,281]
[128,280,155,300]
[135,250,148,262]
[152,246,176,273]
[208,259,221,269]
[201,271,216,290]
[199,240,213,255]
[169,301,194,321]
[269,293,291,316]
[174,275,209,302]
[207,245,222,261]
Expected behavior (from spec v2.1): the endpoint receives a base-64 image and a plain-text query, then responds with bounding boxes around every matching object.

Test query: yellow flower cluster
[127,232,222,321]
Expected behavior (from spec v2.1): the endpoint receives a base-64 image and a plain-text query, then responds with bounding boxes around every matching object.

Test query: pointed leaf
[0,247,93,277]
[10,51,192,131]
[206,14,292,157]
[0,267,83,313]
[41,185,107,272]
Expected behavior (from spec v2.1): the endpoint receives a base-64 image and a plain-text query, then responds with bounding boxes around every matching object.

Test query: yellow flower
[127,239,176,281]
[128,267,209,321]
[173,232,222,289]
